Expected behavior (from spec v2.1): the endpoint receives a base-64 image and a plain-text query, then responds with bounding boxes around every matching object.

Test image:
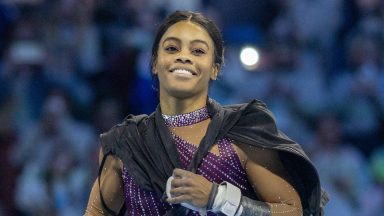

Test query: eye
[165,45,179,53]
[192,48,206,55]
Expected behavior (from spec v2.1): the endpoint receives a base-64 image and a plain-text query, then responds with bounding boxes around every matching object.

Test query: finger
[170,186,191,197]
[173,168,191,179]
[171,178,190,188]
[166,194,191,204]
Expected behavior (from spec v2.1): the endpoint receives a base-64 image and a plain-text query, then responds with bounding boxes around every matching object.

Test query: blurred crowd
[0,0,383,215]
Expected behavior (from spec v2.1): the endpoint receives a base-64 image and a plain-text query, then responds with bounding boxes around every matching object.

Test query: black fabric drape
[100,98,325,215]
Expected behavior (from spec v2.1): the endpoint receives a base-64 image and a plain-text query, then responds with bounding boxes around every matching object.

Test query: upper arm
[85,148,125,215]
[235,144,302,208]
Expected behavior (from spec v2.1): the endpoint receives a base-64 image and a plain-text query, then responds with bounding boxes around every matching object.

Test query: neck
[160,92,208,115]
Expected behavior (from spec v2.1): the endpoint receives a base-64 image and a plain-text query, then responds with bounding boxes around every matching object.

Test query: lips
[170,68,197,76]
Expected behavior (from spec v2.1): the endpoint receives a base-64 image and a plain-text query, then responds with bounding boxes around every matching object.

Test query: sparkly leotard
[122,107,257,215]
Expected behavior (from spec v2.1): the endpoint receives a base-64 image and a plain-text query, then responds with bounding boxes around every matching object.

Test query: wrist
[209,181,243,216]
[206,182,219,210]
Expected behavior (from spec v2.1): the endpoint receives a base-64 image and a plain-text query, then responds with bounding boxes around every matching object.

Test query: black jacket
[100,98,328,216]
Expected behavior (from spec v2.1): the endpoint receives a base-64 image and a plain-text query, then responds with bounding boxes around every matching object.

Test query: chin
[168,89,196,99]
[161,86,203,100]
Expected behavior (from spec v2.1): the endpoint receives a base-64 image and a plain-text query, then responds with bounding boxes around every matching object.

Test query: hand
[166,168,213,209]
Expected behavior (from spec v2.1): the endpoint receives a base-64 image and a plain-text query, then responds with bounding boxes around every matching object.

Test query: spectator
[330,28,384,155]
[311,114,373,214]
[358,146,384,215]
[11,92,96,215]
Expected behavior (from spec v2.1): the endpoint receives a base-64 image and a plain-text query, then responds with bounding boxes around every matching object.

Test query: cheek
[154,58,169,74]
[201,62,215,77]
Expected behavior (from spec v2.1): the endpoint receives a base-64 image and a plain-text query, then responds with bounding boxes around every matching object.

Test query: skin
[85,20,302,216]
[167,126,303,213]
[153,21,219,206]
[152,21,219,115]
[157,21,301,214]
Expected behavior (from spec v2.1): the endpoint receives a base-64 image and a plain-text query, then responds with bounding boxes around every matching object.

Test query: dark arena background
[0,0,383,215]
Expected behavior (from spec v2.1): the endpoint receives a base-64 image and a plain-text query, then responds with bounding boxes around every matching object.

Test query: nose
[175,55,192,64]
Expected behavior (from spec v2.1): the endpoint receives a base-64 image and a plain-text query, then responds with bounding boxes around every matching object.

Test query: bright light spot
[240,46,260,70]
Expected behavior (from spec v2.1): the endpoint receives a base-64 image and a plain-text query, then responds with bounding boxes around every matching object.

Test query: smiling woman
[84,11,327,216]
[153,21,218,103]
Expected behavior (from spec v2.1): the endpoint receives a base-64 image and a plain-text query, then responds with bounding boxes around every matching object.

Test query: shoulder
[223,99,274,118]
[225,99,278,131]
[243,99,274,117]
[98,148,123,172]
[102,113,152,135]
[234,142,280,168]
[99,113,153,154]
[223,99,267,110]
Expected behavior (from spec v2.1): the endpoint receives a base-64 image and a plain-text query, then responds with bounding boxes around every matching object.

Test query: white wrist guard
[166,176,207,215]
[210,181,243,216]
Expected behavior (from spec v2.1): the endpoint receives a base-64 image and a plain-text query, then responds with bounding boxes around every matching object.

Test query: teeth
[173,69,194,76]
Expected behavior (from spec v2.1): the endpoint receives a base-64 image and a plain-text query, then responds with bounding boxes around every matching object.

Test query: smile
[170,68,197,76]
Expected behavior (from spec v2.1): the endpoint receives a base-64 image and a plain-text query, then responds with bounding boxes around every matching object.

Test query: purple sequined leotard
[122,107,257,215]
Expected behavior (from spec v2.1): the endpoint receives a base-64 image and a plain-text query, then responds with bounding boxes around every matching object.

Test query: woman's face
[153,21,218,100]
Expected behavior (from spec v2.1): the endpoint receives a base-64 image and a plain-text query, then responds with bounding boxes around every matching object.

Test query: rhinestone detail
[122,107,257,215]
[162,107,209,127]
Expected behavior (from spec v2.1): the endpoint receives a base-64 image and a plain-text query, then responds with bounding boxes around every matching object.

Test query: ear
[152,61,158,75]
[210,63,220,80]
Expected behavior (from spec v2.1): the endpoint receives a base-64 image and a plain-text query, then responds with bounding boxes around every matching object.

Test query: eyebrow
[162,37,210,50]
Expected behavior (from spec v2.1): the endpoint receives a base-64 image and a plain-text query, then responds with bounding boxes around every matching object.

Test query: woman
[85,11,327,216]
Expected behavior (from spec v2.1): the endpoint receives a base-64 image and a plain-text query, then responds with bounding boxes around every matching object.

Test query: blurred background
[0,0,383,215]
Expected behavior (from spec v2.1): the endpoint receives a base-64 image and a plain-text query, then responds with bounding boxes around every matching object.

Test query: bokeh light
[239,46,260,70]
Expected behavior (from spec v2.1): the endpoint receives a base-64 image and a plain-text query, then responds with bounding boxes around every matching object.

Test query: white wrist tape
[210,181,242,216]
[165,176,174,199]
[166,176,207,215]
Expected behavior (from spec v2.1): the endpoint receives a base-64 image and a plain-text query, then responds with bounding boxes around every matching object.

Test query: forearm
[207,182,302,216]
[84,178,125,216]
[84,181,108,216]
[241,196,302,216]
[84,205,107,216]
[84,153,125,216]
[238,196,270,216]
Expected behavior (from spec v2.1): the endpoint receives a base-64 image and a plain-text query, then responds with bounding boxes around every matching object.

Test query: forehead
[160,21,213,47]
